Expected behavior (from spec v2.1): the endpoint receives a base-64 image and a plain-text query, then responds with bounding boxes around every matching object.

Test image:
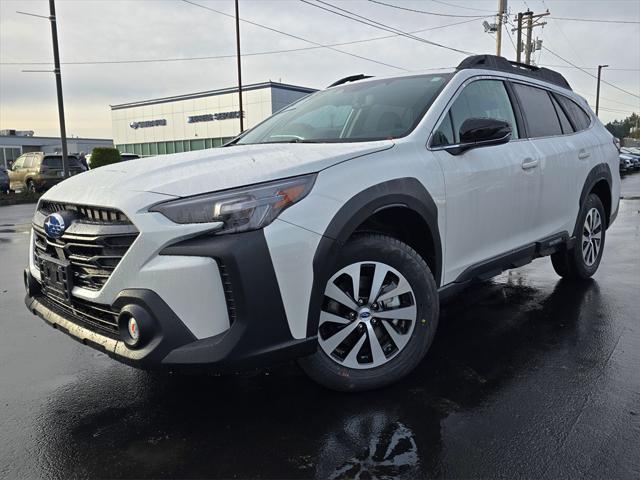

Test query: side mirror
[446,117,512,155]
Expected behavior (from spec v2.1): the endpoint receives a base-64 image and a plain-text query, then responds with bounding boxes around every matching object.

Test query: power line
[541,64,640,72]
[367,0,490,18]
[429,0,494,14]
[541,44,640,100]
[553,16,640,25]
[301,0,476,56]
[181,0,407,71]
[0,16,482,67]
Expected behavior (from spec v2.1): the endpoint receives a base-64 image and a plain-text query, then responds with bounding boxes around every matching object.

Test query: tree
[89,147,121,169]
[605,113,639,139]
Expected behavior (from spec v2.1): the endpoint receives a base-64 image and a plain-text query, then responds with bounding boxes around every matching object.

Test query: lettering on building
[130,119,167,129]
[187,111,244,124]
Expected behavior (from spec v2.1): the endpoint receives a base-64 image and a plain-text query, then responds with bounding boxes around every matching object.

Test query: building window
[149,143,158,155]
[190,139,205,151]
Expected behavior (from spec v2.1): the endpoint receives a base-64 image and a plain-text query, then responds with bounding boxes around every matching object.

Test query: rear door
[430,78,541,283]
[511,82,579,238]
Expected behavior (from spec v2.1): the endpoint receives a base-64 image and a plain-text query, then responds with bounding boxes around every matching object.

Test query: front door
[429,78,541,284]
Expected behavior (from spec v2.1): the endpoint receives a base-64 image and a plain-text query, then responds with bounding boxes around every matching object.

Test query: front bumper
[24,227,317,371]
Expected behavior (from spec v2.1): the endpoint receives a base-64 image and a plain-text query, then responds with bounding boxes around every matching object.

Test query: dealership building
[0,130,113,169]
[110,81,316,157]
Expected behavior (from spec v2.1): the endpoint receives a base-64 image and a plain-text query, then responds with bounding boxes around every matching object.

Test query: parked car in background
[620,148,640,170]
[620,155,633,174]
[8,153,85,193]
[0,168,9,194]
[86,151,139,168]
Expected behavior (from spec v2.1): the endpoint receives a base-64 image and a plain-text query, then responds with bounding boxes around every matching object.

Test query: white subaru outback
[25,55,620,391]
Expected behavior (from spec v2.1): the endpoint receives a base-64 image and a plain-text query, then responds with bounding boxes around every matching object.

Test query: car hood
[46,141,394,199]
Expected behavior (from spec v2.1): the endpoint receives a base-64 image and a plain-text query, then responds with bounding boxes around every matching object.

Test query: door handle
[521,158,539,170]
[578,150,591,160]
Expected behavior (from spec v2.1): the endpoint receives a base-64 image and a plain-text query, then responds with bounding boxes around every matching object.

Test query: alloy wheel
[582,207,602,266]
[318,261,417,369]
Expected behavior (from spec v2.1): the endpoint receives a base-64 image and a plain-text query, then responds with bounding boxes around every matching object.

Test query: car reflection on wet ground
[1,175,639,479]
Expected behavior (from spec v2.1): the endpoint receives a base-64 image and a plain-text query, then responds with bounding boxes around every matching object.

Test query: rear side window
[554,94,591,131]
[512,83,562,138]
[441,79,519,145]
[42,157,62,169]
[23,155,35,168]
[42,156,80,168]
[550,95,574,134]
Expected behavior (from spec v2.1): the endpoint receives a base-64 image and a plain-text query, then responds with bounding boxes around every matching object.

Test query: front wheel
[299,234,439,391]
[551,193,606,280]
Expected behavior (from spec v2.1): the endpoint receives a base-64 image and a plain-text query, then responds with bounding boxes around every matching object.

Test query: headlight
[149,174,316,234]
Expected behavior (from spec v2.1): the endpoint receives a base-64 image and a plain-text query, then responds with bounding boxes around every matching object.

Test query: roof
[110,81,318,110]
[0,135,112,146]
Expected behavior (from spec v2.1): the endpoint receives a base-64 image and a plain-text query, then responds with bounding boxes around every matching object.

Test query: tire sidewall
[572,194,606,277]
[300,234,439,391]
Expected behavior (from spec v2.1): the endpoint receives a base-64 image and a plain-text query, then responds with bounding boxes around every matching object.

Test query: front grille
[37,294,119,338]
[39,201,131,224]
[33,203,138,291]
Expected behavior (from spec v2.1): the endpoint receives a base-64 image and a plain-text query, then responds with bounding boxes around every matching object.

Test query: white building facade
[111,82,316,156]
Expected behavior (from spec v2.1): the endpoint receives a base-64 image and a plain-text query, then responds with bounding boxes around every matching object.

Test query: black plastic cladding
[457,55,572,91]
[306,177,441,338]
[160,229,315,369]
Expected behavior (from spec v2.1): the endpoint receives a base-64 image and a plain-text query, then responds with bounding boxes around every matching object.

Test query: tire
[299,234,439,391]
[551,193,606,280]
[26,180,36,193]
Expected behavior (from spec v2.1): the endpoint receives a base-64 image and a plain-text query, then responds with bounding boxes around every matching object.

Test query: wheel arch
[305,177,441,337]
[577,163,612,235]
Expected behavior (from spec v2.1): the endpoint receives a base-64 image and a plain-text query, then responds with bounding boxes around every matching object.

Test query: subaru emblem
[43,213,66,239]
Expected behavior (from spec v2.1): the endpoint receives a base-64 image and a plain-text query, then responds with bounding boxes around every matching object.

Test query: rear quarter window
[554,94,592,131]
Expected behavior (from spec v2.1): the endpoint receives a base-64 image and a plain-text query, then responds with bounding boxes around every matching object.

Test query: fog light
[128,317,140,342]
[117,304,154,349]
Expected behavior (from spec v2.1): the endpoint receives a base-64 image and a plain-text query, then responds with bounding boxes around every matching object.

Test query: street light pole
[234,0,244,133]
[595,64,609,117]
[49,0,69,178]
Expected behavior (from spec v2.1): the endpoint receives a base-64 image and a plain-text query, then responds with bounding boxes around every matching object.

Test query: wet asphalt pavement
[1,174,639,479]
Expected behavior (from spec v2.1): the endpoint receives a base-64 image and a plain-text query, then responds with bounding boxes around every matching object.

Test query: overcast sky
[1,0,638,138]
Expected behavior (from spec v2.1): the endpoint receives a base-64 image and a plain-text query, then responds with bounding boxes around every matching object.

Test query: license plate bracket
[39,254,73,302]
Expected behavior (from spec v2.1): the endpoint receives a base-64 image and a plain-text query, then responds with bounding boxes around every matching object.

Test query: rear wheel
[551,193,606,280]
[26,180,36,193]
[299,234,439,391]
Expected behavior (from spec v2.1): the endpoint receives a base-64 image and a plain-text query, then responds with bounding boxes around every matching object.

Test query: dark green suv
[8,152,85,193]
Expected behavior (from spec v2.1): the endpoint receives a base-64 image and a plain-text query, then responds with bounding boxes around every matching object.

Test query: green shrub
[90,147,121,169]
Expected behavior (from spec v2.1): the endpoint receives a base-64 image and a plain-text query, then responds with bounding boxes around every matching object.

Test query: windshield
[236,73,452,145]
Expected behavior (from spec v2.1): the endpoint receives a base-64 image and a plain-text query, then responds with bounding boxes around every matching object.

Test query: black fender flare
[574,163,612,236]
[305,177,441,337]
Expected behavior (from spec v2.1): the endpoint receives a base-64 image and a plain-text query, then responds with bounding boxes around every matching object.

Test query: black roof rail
[456,54,572,91]
[328,74,373,88]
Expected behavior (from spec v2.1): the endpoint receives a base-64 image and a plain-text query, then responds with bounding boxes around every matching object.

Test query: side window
[555,94,591,131]
[449,80,519,143]
[550,95,574,134]
[42,157,63,169]
[13,155,26,169]
[512,83,563,138]
[431,111,454,147]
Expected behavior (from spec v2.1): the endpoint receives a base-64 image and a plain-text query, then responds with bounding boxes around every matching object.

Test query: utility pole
[19,1,69,177]
[595,64,608,117]
[512,10,549,65]
[49,0,69,178]
[524,12,534,65]
[234,0,244,133]
[516,12,523,63]
[495,0,505,56]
